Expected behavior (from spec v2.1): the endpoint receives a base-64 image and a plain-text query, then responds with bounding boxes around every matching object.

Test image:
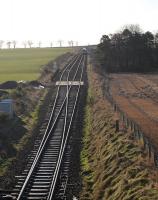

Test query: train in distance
[82,48,87,54]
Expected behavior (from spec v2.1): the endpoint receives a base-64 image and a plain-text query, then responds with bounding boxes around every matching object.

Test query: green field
[0,48,72,83]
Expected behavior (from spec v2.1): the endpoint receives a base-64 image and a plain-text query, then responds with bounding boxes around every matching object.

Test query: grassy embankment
[0,89,46,173]
[0,48,72,179]
[80,63,158,199]
[0,47,72,83]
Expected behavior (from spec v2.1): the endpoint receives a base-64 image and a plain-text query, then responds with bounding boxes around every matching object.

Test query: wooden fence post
[133,123,136,132]
[137,129,141,140]
[114,104,117,112]
[115,120,119,132]
[130,121,133,131]
[148,142,151,158]
[154,152,158,167]
[126,118,129,128]
[122,113,125,122]
[134,125,138,139]
[143,135,146,150]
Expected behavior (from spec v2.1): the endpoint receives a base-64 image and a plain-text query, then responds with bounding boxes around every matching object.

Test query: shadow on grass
[0,115,27,160]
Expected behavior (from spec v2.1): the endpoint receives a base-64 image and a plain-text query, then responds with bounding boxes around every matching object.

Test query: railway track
[3,51,87,200]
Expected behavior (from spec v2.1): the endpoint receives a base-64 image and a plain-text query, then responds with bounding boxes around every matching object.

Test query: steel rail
[43,54,81,135]
[47,54,85,199]
[16,53,84,200]
[16,54,81,200]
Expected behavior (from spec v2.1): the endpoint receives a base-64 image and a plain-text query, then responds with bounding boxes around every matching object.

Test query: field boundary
[103,73,158,168]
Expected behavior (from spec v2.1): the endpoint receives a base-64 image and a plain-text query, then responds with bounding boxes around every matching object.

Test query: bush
[0,113,9,123]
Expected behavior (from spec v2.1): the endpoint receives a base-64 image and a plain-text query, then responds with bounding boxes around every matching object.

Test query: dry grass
[80,65,158,200]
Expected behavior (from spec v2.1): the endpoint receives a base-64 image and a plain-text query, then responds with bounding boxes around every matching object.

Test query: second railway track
[7,51,87,200]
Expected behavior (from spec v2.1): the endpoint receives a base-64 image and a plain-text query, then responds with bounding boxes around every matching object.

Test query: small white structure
[56,81,84,86]
[0,99,14,118]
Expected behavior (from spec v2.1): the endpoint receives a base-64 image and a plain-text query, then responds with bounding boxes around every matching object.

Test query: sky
[0,0,158,47]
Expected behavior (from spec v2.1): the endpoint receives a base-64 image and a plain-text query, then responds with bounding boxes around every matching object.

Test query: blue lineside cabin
[0,99,14,118]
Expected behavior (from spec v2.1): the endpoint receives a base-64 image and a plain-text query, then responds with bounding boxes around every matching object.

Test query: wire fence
[103,76,158,168]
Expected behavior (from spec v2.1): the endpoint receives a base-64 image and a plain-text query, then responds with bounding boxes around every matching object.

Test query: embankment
[80,62,158,200]
[0,52,73,189]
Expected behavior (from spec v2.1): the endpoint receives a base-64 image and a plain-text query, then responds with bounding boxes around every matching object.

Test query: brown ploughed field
[109,73,158,150]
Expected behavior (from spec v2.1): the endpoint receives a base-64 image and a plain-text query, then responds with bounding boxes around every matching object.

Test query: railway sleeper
[25,197,47,200]
[40,158,58,162]
[36,169,54,173]
[34,172,54,176]
[23,193,49,199]
[39,155,58,159]
[40,154,58,157]
[31,180,50,184]
[28,188,49,191]
[31,178,52,182]
[38,162,57,166]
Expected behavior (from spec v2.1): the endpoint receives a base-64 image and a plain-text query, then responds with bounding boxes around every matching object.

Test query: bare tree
[68,41,71,47]
[0,40,4,49]
[50,42,53,48]
[38,41,42,48]
[6,41,11,49]
[68,40,74,47]
[123,24,142,34]
[28,40,33,48]
[71,40,74,47]
[22,41,27,48]
[12,40,17,49]
[58,40,63,47]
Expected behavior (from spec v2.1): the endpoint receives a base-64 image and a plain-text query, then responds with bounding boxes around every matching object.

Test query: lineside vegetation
[80,63,158,200]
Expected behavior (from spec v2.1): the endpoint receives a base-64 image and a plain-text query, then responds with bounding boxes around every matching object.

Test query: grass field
[0,47,72,83]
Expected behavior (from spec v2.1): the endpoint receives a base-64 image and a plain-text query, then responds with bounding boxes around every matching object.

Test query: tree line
[96,25,158,72]
[0,40,78,49]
